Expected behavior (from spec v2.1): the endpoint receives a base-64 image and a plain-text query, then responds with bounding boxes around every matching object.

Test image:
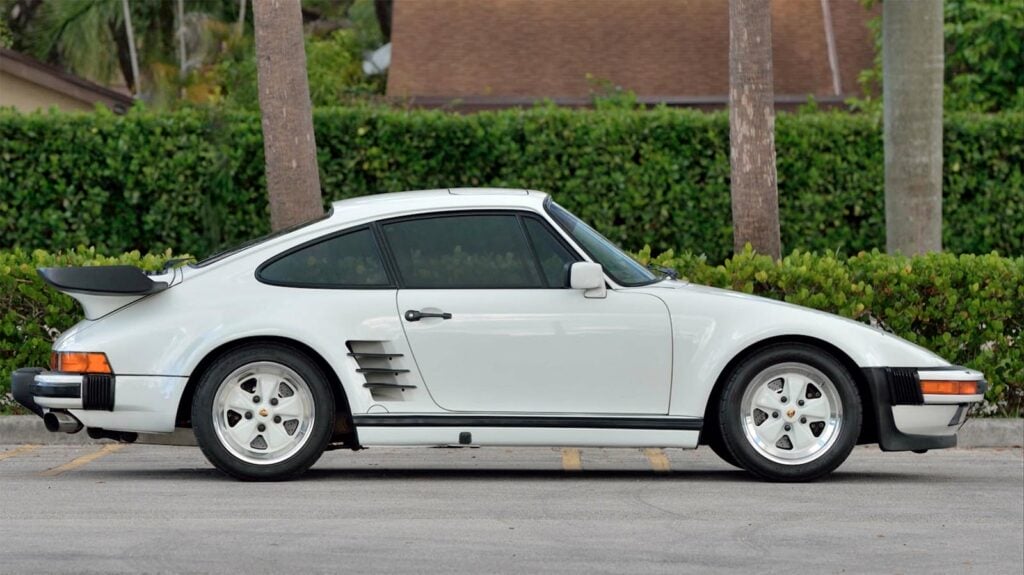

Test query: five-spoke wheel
[193,344,335,481]
[716,344,861,481]
[212,362,315,465]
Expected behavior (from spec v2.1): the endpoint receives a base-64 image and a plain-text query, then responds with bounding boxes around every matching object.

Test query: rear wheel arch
[176,336,355,444]
[700,335,877,446]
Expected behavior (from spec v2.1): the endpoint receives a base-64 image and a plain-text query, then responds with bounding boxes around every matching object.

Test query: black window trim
[376,209,583,290]
[255,225,397,290]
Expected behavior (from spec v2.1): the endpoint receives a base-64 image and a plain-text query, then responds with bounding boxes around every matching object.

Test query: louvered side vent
[887,368,923,405]
[82,374,115,411]
[346,340,414,402]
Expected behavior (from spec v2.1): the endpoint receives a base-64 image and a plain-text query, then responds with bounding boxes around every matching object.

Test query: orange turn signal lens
[52,352,112,374]
[920,380,978,395]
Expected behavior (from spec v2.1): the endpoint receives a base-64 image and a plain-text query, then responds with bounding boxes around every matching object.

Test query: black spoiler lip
[37,266,169,296]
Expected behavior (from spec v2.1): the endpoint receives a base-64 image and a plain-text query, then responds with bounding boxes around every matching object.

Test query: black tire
[717,343,862,482]
[706,433,744,469]
[192,343,335,481]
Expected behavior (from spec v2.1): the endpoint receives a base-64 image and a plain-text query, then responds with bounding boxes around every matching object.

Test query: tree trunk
[374,0,393,42]
[883,0,943,255]
[728,0,781,259]
[120,0,141,98]
[253,0,324,231]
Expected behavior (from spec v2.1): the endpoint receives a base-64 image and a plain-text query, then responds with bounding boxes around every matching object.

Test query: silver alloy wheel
[212,361,315,465]
[739,362,843,465]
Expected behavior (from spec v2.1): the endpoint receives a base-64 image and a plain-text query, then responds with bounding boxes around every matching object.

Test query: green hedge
[1,107,1021,262]
[2,248,1020,416]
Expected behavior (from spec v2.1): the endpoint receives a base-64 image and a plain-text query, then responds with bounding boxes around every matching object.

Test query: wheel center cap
[258,408,269,417]
[786,407,797,419]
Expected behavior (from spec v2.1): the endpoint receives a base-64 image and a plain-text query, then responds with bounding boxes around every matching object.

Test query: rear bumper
[862,366,986,452]
[11,367,188,434]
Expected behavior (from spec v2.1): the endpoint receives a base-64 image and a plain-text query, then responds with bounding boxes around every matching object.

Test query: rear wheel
[717,344,861,482]
[192,343,335,481]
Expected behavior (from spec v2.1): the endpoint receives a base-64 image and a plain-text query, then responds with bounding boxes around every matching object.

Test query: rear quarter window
[257,228,390,288]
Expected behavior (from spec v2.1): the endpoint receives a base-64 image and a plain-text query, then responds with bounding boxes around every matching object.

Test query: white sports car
[12,189,986,481]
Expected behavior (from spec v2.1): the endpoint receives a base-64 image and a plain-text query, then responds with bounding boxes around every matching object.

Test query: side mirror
[569,262,607,299]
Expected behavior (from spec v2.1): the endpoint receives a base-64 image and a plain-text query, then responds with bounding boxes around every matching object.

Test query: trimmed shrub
[2,248,1020,416]
[1,107,1021,262]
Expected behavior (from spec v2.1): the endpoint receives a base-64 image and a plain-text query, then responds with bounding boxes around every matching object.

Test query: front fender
[640,283,948,417]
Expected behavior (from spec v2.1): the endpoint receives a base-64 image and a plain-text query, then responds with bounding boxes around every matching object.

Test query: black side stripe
[353,415,703,431]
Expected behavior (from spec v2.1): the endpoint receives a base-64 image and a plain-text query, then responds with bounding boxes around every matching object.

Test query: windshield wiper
[646,264,679,280]
[161,257,195,273]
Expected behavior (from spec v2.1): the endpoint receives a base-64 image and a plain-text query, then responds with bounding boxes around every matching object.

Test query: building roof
[0,48,134,113]
[387,0,877,110]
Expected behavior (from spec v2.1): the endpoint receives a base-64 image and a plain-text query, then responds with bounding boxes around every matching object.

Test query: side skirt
[353,414,703,448]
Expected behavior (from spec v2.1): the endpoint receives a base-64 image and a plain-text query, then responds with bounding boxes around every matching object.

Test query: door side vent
[346,341,415,402]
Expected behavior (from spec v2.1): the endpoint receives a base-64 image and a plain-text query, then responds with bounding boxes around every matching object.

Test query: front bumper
[862,366,986,451]
[11,367,187,433]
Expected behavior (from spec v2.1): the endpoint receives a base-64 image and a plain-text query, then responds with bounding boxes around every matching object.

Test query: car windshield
[192,208,333,268]
[546,200,659,286]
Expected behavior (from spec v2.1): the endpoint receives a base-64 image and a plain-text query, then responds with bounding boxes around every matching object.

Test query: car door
[381,211,673,414]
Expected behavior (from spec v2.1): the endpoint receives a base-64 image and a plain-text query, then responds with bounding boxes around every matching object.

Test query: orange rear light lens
[920,380,978,395]
[53,352,112,374]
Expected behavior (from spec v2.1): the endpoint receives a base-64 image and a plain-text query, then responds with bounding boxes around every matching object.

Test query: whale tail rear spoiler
[37,266,170,319]
[38,266,169,295]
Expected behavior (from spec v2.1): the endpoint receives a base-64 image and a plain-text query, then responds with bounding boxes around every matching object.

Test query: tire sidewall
[718,344,862,482]
[192,343,335,481]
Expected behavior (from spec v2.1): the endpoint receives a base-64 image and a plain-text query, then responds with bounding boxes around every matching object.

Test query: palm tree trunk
[728,0,781,259]
[252,0,324,231]
[883,0,943,255]
[236,0,247,37]
[120,0,140,98]
[176,0,186,79]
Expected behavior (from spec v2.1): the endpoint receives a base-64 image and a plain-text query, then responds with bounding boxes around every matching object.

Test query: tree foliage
[854,0,1024,112]
[944,0,1024,112]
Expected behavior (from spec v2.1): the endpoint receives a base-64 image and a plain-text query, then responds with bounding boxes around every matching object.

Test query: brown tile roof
[387,0,877,108]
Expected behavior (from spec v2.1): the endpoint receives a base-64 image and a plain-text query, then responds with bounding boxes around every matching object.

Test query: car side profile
[11,189,987,481]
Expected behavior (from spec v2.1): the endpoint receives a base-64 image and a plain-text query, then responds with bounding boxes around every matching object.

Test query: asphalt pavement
[0,443,1021,574]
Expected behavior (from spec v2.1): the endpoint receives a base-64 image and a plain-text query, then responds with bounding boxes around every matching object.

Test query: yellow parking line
[39,444,125,477]
[643,448,671,473]
[561,448,583,472]
[0,444,39,461]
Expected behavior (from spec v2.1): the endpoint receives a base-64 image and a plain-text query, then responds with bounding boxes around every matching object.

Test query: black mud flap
[11,367,45,417]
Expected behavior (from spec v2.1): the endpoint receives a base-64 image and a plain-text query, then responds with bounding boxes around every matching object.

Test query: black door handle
[405,309,453,322]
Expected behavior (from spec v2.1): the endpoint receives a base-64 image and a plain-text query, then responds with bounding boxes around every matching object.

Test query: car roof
[327,188,549,224]
[187,189,553,272]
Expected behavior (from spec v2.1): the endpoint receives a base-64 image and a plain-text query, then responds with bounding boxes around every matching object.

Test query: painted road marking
[39,444,125,477]
[561,448,582,471]
[643,448,671,473]
[0,444,39,461]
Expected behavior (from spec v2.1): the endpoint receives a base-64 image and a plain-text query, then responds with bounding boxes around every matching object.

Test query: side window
[383,215,543,288]
[523,217,578,287]
[258,228,390,287]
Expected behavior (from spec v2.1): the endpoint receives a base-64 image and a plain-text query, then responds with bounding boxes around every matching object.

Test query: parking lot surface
[0,443,1021,574]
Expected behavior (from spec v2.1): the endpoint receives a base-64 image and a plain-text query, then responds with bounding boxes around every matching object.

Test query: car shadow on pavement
[63,466,946,484]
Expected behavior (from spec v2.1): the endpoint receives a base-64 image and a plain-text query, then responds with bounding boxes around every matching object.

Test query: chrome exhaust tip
[43,411,83,434]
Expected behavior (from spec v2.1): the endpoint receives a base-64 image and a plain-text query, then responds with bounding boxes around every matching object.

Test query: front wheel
[192,343,335,481]
[717,344,862,482]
